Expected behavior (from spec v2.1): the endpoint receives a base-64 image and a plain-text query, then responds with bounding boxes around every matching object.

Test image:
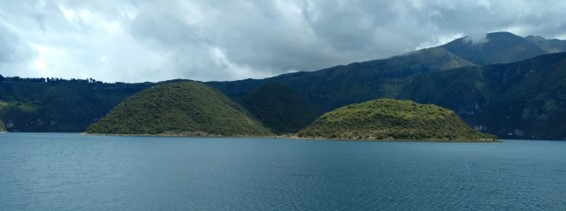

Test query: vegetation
[0,76,152,132]
[242,83,320,134]
[86,82,272,136]
[0,119,4,132]
[210,32,566,113]
[2,32,566,140]
[209,47,474,112]
[400,52,566,139]
[210,32,566,140]
[297,99,496,141]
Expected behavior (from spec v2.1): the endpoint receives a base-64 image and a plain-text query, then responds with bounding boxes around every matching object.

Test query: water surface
[1,133,565,210]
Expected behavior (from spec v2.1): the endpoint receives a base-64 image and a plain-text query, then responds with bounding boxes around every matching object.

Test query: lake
[1,133,565,210]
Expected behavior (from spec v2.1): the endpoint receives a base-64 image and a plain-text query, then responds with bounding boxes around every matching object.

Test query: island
[86,82,272,137]
[297,99,496,141]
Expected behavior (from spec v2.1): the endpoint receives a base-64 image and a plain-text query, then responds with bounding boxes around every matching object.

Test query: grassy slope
[298,99,495,141]
[87,82,272,136]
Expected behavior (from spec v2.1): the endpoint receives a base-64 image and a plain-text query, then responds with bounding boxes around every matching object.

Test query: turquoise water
[1,133,565,210]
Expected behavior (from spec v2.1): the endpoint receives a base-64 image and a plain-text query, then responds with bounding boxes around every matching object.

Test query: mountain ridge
[440,32,566,65]
[400,52,566,139]
[0,79,153,132]
[2,31,566,139]
[209,46,476,112]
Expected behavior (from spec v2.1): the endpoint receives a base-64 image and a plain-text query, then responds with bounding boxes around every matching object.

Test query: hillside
[210,32,566,112]
[297,99,495,141]
[210,47,474,112]
[441,32,566,65]
[242,83,319,134]
[400,52,566,139]
[2,32,566,140]
[526,35,566,53]
[86,82,272,136]
[0,119,4,131]
[0,78,152,132]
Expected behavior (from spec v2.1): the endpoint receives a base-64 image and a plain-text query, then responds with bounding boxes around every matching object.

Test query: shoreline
[82,132,499,143]
[283,135,499,143]
[82,132,273,139]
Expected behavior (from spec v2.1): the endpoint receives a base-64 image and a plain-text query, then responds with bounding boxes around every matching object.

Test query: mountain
[2,32,565,140]
[209,32,566,139]
[297,99,495,141]
[399,52,566,139]
[210,47,474,112]
[242,83,319,134]
[0,77,152,132]
[211,32,566,113]
[441,32,566,65]
[86,82,272,136]
[525,35,566,53]
[0,119,4,132]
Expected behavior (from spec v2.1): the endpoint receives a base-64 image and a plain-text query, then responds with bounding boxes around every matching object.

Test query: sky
[1,0,566,83]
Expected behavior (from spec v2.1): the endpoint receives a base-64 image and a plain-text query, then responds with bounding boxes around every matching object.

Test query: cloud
[0,24,35,75]
[1,0,566,82]
[463,33,489,45]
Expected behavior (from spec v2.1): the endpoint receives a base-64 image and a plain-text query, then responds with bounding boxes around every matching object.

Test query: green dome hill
[86,82,272,136]
[297,99,496,141]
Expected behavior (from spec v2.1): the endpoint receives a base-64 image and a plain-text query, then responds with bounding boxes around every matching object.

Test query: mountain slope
[209,32,566,140]
[441,32,566,65]
[242,83,319,134]
[400,52,566,139]
[87,82,272,136]
[0,78,152,132]
[525,35,566,53]
[210,47,474,112]
[2,32,565,140]
[297,99,495,141]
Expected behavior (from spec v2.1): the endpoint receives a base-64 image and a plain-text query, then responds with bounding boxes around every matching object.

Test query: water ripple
[1,134,565,210]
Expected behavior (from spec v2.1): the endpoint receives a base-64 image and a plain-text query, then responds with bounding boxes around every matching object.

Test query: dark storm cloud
[0,24,35,75]
[0,0,565,82]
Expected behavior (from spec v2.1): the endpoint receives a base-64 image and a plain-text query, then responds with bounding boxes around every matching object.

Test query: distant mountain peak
[441,31,566,65]
[487,31,521,37]
[462,33,489,45]
[387,47,475,70]
[525,35,566,53]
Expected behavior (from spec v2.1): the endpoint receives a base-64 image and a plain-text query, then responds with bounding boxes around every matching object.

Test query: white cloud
[1,0,566,82]
[416,33,464,50]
